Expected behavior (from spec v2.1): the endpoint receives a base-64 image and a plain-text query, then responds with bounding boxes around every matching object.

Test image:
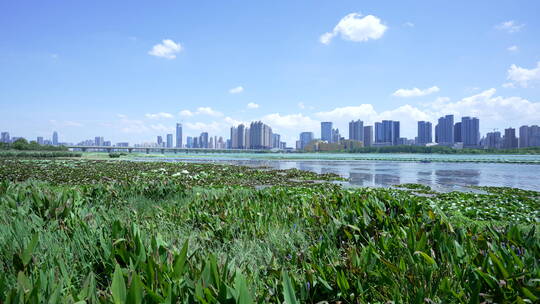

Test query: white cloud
[507,45,518,52]
[502,82,515,89]
[404,22,415,27]
[229,86,244,94]
[392,86,440,98]
[506,61,540,88]
[185,121,223,132]
[149,124,174,132]
[145,112,173,119]
[148,39,183,59]
[298,102,306,109]
[262,113,319,130]
[320,13,387,44]
[246,102,259,109]
[179,110,194,117]
[196,107,223,117]
[496,20,524,33]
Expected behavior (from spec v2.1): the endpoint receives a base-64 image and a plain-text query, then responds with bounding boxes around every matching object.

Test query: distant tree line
[0,138,68,151]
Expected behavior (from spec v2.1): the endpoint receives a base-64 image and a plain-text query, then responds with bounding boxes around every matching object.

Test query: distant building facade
[321,122,333,143]
[435,115,454,146]
[363,126,373,147]
[348,120,364,142]
[176,123,183,148]
[417,121,432,145]
[461,117,480,148]
[299,132,314,150]
[503,128,518,149]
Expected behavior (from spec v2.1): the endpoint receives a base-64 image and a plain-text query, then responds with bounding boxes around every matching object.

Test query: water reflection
[148,157,540,192]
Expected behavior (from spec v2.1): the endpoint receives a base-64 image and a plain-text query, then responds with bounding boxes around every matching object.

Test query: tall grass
[0,175,538,303]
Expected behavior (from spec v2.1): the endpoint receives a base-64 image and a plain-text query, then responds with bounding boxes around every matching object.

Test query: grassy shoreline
[0,159,539,303]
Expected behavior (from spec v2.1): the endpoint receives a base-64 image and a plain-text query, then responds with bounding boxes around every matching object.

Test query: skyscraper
[348,120,364,142]
[247,121,272,149]
[157,136,163,147]
[417,121,432,145]
[454,122,462,142]
[176,123,183,148]
[321,122,333,143]
[519,125,529,148]
[299,132,314,149]
[530,125,540,147]
[485,132,502,149]
[435,115,454,145]
[503,127,518,149]
[37,136,44,145]
[375,122,383,143]
[363,126,373,147]
[199,132,209,149]
[462,117,480,148]
[0,132,9,143]
[166,134,173,148]
[186,136,193,148]
[272,133,281,149]
[52,131,58,146]
[392,121,400,146]
[95,136,104,146]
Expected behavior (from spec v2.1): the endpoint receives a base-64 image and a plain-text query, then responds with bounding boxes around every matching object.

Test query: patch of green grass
[0,159,538,303]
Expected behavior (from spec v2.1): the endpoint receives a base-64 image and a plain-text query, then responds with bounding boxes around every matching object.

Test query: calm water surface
[139,153,540,191]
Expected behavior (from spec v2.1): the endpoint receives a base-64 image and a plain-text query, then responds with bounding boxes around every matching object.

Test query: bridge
[66,146,276,154]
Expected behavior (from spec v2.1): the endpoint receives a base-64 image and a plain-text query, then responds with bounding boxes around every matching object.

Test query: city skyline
[1,1,540,145]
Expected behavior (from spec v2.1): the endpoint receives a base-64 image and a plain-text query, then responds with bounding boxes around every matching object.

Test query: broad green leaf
[22,233,39,266]
[282,271,298,304]
[414,251,437,266]
[111,264,126,304]
[126,273,144,304]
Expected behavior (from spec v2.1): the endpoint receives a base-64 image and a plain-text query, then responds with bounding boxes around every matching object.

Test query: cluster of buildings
[230,121,285,150]
[296,115,540,150]
[2,116,539,151]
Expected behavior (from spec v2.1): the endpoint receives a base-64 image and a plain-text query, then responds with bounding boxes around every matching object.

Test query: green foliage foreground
[0,160,539,303]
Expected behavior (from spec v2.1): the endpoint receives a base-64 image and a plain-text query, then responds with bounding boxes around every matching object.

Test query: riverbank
[0,159,538,302]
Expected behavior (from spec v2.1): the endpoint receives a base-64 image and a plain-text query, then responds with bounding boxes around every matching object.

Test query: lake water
[138,153,540,191]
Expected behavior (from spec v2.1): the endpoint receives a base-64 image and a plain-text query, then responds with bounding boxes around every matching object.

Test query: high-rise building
[485,132,502,149]
[503,128,518,149]
[199,132,209,149]
[374,120,399,145]
[37,137,44,145]
[249,121,273,149]
[1,132,10,143]
[435,115,454,145]
[375,122,383,143]
[363,126,373,147]
[166,134,173,148]
[52,131,59,146]
[332,128,341,143]
[417,121,432,145]
[95,136,104,146]
[186,136,193,148]
[462,117,480,148]
[348,120,364,142]
[299,132,314,149]
[454,122,462,142]
[272,133,281,149]
[157,136,163,147]
[176,123,183,148]
[519,125,529,148]
[530,125,540,147]
[321,122,333,143]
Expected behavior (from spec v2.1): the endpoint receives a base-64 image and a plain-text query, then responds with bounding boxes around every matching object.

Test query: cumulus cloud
[145,112,173,119]
[507,45,518,52]
[185,121,223,132]
[229,86,244,94]
[262,113,319,130]
[196,107,223,117]
[392,86,440,98]
[496,20,524,33]
[506,61,540,88]
[320,13,387,44]
[179,110,194,117]
[246,102,259,109]
[148,39,182,59]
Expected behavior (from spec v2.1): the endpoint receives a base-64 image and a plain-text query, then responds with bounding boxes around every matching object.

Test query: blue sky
[1,0,539,145]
